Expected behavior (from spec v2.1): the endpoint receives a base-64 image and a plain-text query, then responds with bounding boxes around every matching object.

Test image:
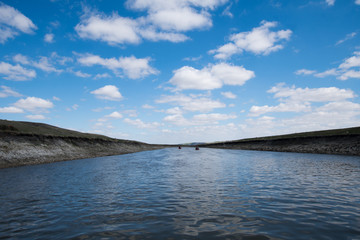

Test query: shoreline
[200,134,360,156]
[0,132,168,169]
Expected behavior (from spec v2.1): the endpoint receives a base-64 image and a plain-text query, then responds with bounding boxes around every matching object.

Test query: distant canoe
[178,146,182,149]
[195,147,199,150]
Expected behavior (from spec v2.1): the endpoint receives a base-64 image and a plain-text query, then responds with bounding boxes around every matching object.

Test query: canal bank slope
[200,127,360,156]
[0,119,167,168]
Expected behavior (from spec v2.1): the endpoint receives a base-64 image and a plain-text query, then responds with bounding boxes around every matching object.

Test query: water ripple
[0,148,359,239]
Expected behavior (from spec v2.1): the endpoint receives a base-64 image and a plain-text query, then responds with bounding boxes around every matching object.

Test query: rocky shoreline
[0,132,166,169]
[201,134,360,156]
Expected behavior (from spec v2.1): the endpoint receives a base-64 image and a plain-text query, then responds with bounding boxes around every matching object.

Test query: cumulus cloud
[249,83,356,116]
[123,118,160,129]
[296,52,360,80]
[169,63,254,90]
[0,86,22,98]
[295,69,316,75]
[94,73,111,79]
[192,113,236,124]
[0,106,24,113]
[12,54,62,73]
[156,93,226,112]
[249,102,311,117]
[26,114,45,120]
[339,51,360,69]
[13,97,54,112]
[142,104,155,109]
[0,61,36,81]
[106,111,123,119]
[0,3,37,43]
[78,53,158,79]
[356,0,360,5]
[243,100,360,139]
[75,0,226,45]
[267,83,355,102]
[91,85,123,101]
[32,57,62,73]
[164,112,236,126]
[325,0,335,6]
[13,54,30,65]
[76,13,141,45]
[221,91,237,99]
[209,21,292,59]
[66,68,91,78]
[44,33,54,43]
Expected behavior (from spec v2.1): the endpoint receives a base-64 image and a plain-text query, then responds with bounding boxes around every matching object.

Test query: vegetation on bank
[202,126,360,146]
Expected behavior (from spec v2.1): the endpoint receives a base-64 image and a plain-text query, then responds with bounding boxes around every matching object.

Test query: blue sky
[0,0,360,144]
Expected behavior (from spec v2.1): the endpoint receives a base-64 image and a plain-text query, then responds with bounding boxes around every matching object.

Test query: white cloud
[268,83,355,102]
[75,13,141,45]
[53,96,61,101]
[156,94,226,112]
[192,113,236,124]
[50,52,73,65]
[249,83,356,116]
[356,0,360,5]
[44,33,54,43]
[0,86,22,98]
[13,54,30,65]
[0,106,24,113]
[249,102,311,117]
[0,3,37,43]
[296,52,360,80]
[66,104,79,111]
[209,21,292,59]
[106,111,123,119]
[0,61,36,81]
[142,104,155,109]
[339,52,360,69]
[32,57,62,73]
[170,66,221,90]
[124,118,160,129]
[13,97,54,112]
[336,32,356,45]
[338,70,360,80]
[146,6,212,32]
[78,53,158,79]
[169,63,254,90]
[295,69,316,75]
[26,114,45,120]
[166,106,183,115]
[13,54,62,73]
[75,10,188,45]
[325,0,335,6]
[164,113,236,126]
[244,101,360,139]
[91,85,123,101]
[76,1,226,45]
[94,73,111,79]
[68,69,91,78]
[221,91,237,99]
[126,0,226,32]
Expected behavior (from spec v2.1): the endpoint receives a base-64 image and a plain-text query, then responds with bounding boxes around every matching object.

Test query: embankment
[201,134,360,156]
[0,132,165,168]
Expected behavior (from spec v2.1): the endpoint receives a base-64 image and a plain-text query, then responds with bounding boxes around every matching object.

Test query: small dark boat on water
[178,146,182,149]
[195,147,199,150]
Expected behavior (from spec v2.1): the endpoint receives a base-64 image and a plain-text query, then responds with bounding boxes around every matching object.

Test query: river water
[0,148,359,239]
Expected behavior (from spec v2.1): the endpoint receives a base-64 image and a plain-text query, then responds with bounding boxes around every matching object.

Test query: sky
[0,0,360,144]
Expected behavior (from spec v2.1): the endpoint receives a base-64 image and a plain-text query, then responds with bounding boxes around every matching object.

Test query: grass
[0,119,115,140]
[204,126,360,145]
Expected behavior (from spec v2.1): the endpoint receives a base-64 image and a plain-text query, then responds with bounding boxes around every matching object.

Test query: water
[1,148,360,240]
